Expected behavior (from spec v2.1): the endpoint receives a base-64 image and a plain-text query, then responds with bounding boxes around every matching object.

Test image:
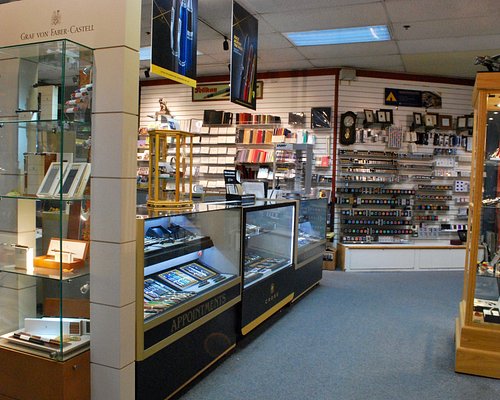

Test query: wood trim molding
[140,67,474,88]
[355,69,475,86]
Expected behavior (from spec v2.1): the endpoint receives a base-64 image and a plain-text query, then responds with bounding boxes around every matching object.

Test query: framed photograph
[424,114,434,127]
[311,107,331,128]
[288,112,306,125]
[429,113,439,126]
[457,116,467,129]
[413,112,422,126]
[364,109,374,123]
[37,162,68,198]
[466,115,474,128]
[382,109,393,124]
[376,110,386,123]
[438,114,452,129]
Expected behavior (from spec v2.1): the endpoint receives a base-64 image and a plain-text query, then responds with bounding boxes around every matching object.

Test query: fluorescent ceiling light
[285,25,391,46]
[140,46,203,61]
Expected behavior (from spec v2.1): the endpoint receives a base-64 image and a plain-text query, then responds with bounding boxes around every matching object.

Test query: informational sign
[230,1,258,110]
[151,0,198,88]
[384,88,442,109]
[192,81,263,101]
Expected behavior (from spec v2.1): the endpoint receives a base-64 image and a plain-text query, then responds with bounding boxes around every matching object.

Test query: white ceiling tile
[259,33,293,50]
[258,47,307,63]
[402,51,498,78]
[309,54,404,70]
[297,41,399,58]
[257,59,315,71]
[241,0,380,14]
[392,16,500,41]
[399,35,500,54]
[197,63,231,76]
[198,39,230,56]
[261,3,388,32]
[385,0,500,23]
[197,55,220,65]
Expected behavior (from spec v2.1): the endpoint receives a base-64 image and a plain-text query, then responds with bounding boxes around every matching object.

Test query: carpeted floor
[177,271,500,400]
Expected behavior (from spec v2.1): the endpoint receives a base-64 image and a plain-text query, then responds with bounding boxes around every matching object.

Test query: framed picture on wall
[466,115,474,128]
[425,113,438,127]
[364,109,374,123]
[311,107,331,128]
[438,114,452,129]
[413,112,422,126]
[457,116,467,129]
[376,110,386,123]
[382,109,394,124]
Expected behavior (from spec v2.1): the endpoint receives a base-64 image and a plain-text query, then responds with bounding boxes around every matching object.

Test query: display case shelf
[0,39,93,364]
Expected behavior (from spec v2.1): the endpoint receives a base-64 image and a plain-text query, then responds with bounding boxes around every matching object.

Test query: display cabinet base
[136,305,238,400]
[293,254,323,302]
[455,302,500,379]
[338,243,484,271]
[241,266,294,335]
[0,346,89,400]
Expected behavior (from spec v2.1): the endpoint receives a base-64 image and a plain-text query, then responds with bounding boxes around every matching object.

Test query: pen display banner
[151,0,198,88]
[230,1,258,110]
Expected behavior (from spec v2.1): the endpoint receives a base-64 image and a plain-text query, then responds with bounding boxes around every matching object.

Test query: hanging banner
[151,0,198,88]
[384,88,442,109]
[230,1,258,110]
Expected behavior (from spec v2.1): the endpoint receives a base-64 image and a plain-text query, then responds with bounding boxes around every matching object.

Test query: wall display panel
[335,76,474,248]
[139,74,335,195]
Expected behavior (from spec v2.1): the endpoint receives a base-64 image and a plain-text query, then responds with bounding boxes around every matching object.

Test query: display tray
[144,236,214,267]
[143,260,235,320]
[297,235,322,248]
[0,330,90,357]
[33,256,85,270]
[243,253,291,287]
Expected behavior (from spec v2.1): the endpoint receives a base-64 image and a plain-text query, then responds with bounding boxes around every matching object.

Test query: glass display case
[456,72,500,379]
[135,203,242,399]
[147,129,194,209]
[0,40,92,365]
[294,197,327,300]
[241,200,296,335]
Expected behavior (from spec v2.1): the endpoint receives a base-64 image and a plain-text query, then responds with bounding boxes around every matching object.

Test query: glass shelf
[0,264,89,281]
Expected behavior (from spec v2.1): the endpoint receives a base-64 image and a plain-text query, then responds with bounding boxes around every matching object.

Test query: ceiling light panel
[285,25,391,46]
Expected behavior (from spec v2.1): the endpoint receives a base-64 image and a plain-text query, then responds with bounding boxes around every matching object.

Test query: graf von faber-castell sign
[19,10,94,41]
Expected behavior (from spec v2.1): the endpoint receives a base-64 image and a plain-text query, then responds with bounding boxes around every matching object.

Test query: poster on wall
[230,1,258,110]
[192,81,263,101]
[384,88,442,109]
[151,0,198,88]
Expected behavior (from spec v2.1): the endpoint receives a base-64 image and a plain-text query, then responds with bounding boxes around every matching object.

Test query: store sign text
[20,24,94,41]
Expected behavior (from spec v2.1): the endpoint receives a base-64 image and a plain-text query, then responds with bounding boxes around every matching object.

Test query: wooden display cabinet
[147,130,194,209]
[455,72,500,379]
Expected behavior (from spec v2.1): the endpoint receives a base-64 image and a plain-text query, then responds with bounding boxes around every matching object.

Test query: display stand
[240,201,296,335]
[147,130,194,209]
[455,72,500,379]
[135,204,242,399]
